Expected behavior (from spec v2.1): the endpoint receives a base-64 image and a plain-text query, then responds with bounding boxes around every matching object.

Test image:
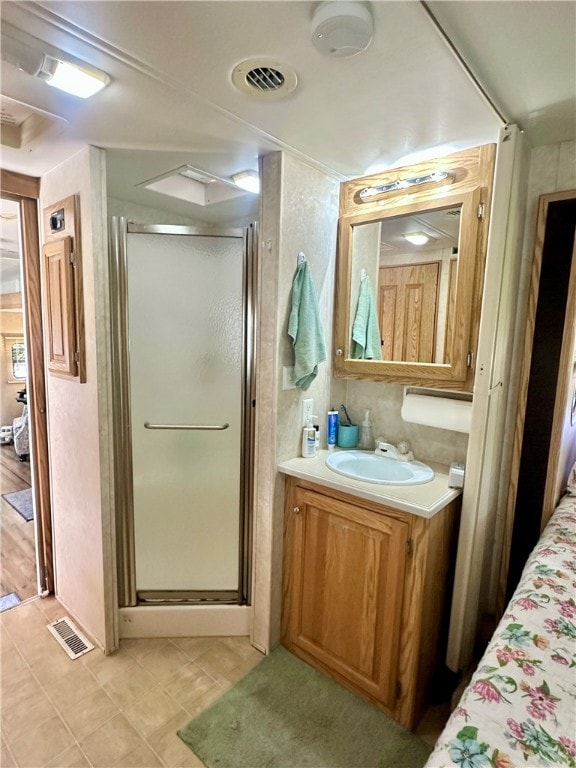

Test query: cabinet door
[43,236,78,378]
[287,488,409,709]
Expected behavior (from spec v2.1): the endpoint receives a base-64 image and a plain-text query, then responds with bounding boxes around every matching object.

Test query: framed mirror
[334,145,496,390]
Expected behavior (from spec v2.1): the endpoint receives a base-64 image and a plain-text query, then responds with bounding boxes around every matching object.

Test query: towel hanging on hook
[288,254,326,390]
[360,268,367,281]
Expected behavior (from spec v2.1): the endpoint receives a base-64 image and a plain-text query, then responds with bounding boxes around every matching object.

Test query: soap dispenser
[357,409,374,450]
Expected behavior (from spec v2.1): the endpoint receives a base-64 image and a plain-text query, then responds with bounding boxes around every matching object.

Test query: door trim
[1,170,53,594]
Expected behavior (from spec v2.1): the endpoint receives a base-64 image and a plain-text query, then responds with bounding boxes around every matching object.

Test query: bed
[424,467,576,768]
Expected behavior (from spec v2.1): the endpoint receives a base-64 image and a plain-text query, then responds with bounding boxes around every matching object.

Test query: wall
[0,311,25,426]
[41,146,116,651]
[252,151,340,652]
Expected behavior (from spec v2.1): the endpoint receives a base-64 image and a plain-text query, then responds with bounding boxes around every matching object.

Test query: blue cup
[337,424,359,448]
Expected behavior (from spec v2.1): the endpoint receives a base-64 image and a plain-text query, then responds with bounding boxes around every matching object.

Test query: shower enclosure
[109,219,255,613]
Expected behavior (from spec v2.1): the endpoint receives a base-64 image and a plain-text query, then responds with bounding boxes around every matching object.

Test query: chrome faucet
[375,439,414,462]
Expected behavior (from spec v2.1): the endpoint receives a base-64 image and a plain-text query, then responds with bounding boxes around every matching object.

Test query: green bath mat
[178,646,431,768]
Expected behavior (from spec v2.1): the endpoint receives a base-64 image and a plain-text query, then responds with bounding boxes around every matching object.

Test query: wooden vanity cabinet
[281,477,460,730]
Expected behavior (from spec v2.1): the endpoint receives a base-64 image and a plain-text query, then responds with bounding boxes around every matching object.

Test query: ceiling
[0,0,574,229]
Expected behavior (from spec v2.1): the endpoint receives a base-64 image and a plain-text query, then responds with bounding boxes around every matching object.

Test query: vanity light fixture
[232,170,260,194]
[403,232,430,246]
[1,33,109,98]
[359,170,451,201]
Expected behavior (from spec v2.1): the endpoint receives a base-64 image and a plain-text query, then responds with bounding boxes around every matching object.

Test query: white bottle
[357,409,374,450]
[301,416,317,458]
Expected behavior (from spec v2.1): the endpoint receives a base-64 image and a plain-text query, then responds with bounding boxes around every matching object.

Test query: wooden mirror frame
[334,144,496,391]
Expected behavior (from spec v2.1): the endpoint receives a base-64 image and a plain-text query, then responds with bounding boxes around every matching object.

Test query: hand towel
[351,275,382,360]
[288,261,327,390]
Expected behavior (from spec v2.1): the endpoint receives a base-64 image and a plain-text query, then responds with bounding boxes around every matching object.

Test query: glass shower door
[125,228,247,599]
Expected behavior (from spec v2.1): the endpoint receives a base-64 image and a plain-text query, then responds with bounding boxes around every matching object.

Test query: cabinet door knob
[293,506,300,514]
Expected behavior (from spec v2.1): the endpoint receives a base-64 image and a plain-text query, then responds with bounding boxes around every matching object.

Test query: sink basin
[325,450,434,485]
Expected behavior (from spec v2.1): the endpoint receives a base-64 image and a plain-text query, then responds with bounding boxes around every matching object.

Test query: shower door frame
[109,218,257,608]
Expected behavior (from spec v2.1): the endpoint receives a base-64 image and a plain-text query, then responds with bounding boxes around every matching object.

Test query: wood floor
[0,443,37,602]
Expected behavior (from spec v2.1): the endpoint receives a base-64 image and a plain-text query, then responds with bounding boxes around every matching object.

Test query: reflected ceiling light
[359,170,451,200]
[232,170,260,194]
[1,33,109,98]
[403,232,430,246]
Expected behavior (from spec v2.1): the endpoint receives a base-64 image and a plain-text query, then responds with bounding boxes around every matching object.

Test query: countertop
[277,449,461,519]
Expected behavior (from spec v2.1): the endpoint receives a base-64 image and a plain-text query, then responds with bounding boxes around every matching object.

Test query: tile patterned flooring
[1,596,448,767]
[0,597,264,767]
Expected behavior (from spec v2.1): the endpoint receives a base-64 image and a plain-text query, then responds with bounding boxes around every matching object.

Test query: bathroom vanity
[278,451,461,730]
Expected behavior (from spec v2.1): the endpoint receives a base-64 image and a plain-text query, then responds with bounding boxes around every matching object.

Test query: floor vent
[47,617,94,660]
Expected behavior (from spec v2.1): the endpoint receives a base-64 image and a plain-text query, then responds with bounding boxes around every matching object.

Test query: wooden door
[286,487,409,710]
[378,262,439,362]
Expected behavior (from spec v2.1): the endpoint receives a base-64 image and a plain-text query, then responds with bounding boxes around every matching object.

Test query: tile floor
[0,597,264,767]
[1,597,448,767]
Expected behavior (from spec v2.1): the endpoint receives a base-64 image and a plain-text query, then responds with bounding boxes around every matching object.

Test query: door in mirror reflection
[350,205,461,363]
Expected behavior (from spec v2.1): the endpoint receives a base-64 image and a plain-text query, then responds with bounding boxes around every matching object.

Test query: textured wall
[41,147,115,651]
[252,152,340,652]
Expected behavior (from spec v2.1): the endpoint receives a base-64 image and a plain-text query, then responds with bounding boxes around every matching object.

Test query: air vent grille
[47,617,94,660]
[231,59,297,99]
[245,67,285,92]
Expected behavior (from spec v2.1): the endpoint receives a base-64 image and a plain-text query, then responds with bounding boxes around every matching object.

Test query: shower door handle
[144,421,229,431]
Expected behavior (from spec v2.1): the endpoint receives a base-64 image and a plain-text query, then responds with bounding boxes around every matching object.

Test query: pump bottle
[357,409,374,450]
[301,416,317,458]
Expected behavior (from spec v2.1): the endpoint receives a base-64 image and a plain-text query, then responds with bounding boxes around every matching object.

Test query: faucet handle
[397,441,414,462]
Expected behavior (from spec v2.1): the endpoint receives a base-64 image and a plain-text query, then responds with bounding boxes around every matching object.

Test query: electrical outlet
[302,398,314,427]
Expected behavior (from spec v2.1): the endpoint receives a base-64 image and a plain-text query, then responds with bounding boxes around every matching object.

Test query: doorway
[110,219,256,609]
[0,171,53,609]
[505,191,576,601]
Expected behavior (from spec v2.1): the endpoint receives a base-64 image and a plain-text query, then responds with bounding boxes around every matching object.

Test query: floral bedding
[424,492,576,768]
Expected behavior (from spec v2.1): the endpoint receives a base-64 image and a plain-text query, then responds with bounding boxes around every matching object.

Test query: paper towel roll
[401,392,472,433]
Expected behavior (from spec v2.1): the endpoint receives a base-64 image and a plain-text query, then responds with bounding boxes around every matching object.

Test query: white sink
[326,450,434,485]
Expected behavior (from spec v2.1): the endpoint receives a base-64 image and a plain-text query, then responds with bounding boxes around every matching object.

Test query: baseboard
[118,604,252,638]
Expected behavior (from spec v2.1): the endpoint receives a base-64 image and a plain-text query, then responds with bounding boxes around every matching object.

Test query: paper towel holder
[401,386,473,434]
[404,386,473,403]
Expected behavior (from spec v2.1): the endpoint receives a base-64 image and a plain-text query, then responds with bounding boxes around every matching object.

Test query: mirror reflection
[349,204,461,364]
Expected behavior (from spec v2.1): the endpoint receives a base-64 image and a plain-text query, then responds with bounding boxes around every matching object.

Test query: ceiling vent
[140,165,252,206]
[231,59,297,99]
[0,94,67,149]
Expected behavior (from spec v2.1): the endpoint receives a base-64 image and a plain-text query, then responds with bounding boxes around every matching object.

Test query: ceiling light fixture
[232,171,260,194]
[42,57,109,98]
[403,232,431,246]
[1,33,109,98]
[359,170,452,201]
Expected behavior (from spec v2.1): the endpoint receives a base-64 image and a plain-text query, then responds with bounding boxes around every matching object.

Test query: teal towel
[351,276,382,360]
[288,261,327,390]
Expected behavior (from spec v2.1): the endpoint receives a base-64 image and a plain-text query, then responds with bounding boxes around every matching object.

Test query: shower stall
[109,219,256,636]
